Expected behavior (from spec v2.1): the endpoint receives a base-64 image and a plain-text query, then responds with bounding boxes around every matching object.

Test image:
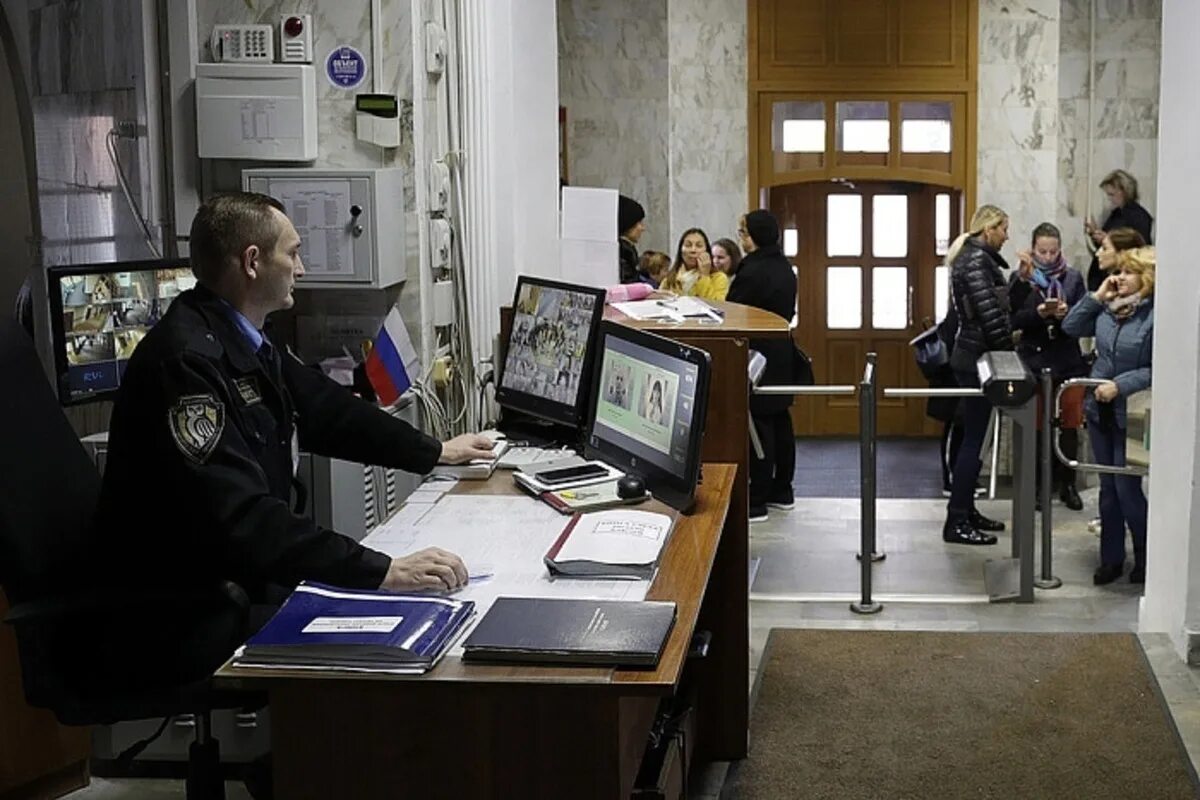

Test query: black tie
[257,338,281,381]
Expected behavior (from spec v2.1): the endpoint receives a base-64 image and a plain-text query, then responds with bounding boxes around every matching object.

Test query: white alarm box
[242,168,406,289]
[196,63,317,161]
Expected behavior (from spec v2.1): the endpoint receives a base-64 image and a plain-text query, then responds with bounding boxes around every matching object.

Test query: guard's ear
[240,244,261,278]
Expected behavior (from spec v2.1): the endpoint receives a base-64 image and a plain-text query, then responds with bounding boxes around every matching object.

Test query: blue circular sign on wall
[325,45,367,89]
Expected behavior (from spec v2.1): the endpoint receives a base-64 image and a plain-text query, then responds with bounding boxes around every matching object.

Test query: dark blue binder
[235,582,475,673]
[462,597,676,667]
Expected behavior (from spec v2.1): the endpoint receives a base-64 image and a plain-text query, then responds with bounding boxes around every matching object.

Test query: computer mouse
[616,474,646,499]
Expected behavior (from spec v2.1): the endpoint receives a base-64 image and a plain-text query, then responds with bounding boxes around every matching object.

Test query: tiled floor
[64,488,1195,800]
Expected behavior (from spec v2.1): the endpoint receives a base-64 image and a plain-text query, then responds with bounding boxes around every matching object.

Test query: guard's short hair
[189,193,287,284]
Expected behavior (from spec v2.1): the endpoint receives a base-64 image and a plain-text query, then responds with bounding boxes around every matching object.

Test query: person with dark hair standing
[942,204,1014,545]
[618,195,647,284]
[1009,222,1088,510]
[729,209,797,521]
[660,227,729,300]
[97,193,496,606]
[1085,169,1153,292]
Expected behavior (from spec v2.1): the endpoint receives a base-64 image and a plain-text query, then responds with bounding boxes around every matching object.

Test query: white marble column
[667,0,748,250]
[1057,0,1161,272]
[976,0,1061,264]
[557,0,670,253]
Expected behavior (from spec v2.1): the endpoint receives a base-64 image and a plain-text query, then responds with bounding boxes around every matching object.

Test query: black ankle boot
[1059,483,1083,511]
[1129,565,1145,584]
[943,518,998,545]
[1093,563,1124,585]
[968,510,1005,532]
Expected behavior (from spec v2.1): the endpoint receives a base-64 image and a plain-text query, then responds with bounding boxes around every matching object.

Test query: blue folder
[235,582,475,673]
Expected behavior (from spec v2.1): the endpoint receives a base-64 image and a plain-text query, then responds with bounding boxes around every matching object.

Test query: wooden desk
[605,298,791,762]
[217,464,735,799]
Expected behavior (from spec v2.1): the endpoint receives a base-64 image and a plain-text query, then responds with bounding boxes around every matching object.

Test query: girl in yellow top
[660,227,729,300]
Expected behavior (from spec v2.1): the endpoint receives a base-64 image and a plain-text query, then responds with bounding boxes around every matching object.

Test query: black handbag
[910,326,949,380]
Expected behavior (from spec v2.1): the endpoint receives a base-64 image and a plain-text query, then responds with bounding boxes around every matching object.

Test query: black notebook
[461,597,677,668]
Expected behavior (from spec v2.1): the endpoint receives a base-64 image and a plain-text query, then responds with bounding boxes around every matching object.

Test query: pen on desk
[468,572,494,583]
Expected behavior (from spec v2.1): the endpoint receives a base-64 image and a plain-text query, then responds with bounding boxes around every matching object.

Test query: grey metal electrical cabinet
[242,167,406,289]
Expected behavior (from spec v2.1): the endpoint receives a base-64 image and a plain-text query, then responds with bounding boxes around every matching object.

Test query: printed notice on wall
[273,180,355,277]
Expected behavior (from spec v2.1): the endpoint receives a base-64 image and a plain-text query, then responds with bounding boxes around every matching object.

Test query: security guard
[95,193,495,598]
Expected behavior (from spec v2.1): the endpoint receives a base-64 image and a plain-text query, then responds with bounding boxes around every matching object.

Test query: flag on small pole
[365,307,420,406]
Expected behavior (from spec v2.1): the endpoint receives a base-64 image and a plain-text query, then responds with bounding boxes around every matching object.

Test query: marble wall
[667,0,748,249]
[557,0,670,253]
[976,0,1061,266]
[1058,0,1161,273]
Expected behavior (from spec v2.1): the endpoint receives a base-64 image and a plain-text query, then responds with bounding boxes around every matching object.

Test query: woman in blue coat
[1061,246,1155,585]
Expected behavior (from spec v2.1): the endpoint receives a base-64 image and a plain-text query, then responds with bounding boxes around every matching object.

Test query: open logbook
[544,509,675,580]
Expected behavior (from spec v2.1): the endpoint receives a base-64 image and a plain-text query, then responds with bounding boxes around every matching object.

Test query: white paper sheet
[560,187,618,242]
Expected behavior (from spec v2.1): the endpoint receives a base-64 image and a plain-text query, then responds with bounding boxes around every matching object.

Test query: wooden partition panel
[0,592,90,799]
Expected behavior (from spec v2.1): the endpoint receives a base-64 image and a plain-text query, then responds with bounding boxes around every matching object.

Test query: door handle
[907,285,914,328]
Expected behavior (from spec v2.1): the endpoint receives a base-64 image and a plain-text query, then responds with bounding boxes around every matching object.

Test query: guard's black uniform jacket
[94,285,442,593]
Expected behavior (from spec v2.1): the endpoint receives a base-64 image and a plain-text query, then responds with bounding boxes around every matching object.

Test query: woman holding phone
[1008,223,1088,510]
[1062,247,1155,585]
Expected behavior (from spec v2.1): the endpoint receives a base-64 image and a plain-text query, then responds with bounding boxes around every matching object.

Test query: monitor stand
[495,412,582,452]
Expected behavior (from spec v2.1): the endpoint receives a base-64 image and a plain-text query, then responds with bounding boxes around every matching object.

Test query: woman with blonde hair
[942,204,1014,545]
[1085,169,1153,291]
[1062,246,1155,585]
[660,227,729,300]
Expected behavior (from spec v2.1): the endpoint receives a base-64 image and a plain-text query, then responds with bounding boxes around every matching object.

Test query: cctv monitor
[47,259,196,405]
[584,321,711,512]
[496,276,606,434]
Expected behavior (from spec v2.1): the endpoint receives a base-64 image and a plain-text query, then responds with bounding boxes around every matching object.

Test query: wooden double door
[770,180,963,436]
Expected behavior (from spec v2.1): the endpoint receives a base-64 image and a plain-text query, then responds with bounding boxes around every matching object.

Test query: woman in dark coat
[943,204,1014,545]
[728,209,797,522]
[1008,222,1088,510]
[1085,169,1153,292]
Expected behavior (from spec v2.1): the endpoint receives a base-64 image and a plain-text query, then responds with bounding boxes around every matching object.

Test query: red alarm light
[284,16,304,38]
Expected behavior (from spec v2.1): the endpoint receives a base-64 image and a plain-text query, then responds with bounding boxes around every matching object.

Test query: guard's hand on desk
[438,433,497,464]
[380,547,469,592]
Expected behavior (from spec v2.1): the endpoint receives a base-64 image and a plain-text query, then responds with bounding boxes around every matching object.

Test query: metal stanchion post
[851,353,883,615]
[1035,368,1062,590]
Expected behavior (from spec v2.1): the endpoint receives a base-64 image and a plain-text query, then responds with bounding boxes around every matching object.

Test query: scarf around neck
[1030,253,1068,298]
[1107,293,1142,321]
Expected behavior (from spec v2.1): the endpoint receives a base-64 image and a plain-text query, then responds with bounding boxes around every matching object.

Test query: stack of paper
[233,583,475,674]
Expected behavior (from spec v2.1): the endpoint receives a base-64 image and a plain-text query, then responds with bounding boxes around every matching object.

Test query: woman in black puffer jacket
[943,205,1014,545]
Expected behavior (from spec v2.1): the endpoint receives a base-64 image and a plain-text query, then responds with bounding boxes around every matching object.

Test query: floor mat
[793,437,943,498]
[726,629,1197,800]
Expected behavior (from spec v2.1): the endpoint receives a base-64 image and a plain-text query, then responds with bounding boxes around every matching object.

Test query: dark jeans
[946,371,993,520]
[1089,422,1148,568]
[750,410,796,508]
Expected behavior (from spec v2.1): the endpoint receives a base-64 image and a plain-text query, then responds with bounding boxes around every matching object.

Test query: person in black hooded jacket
[943,204,1014,545]
[729,209,798,521]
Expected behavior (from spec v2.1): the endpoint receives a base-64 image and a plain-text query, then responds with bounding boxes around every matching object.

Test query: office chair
[0,319,254,800]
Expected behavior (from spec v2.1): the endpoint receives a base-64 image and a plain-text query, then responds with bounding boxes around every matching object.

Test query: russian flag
[365,307,420,406]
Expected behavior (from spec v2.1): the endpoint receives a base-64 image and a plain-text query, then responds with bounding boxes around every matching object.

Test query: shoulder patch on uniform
[168,394,225,463]
[233,377,262,406]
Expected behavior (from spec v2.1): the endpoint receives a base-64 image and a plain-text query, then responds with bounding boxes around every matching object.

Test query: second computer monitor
[585,321,711,512]
[496,276,607,431]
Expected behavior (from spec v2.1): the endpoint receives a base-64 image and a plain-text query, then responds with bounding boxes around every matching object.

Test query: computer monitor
[496,276,606,432]
[584,321,711,512]
[47,259,196,405]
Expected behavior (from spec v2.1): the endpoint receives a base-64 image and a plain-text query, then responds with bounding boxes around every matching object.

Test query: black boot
[943,517,998,545]
[1129,565,1146,584]
[1059,483,1083,511]
[969,510,1006,532]
[1093,563,1124,585]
